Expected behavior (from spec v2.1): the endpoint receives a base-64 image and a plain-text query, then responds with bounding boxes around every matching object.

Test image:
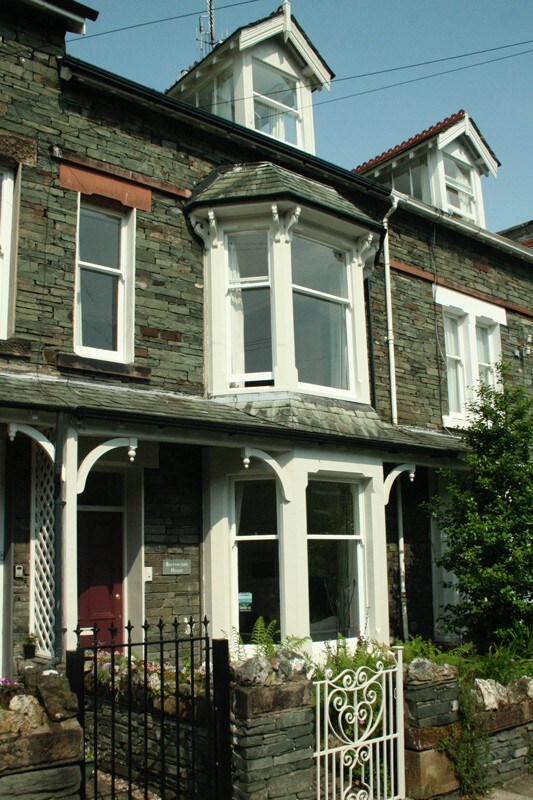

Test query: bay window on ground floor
[203,446,390,657]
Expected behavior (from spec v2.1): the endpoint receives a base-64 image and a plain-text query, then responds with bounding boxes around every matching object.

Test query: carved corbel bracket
[241,447,291,503]
[7,423,55,462]
[283,205,301,242]
[77,437,138,495]
[383,463,416,505]
[190,209,218,249]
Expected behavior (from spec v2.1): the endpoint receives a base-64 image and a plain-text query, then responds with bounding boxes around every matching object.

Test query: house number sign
[162,559,191,576]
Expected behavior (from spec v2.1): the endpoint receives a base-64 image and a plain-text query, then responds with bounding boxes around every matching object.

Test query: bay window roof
[186,162,382,233]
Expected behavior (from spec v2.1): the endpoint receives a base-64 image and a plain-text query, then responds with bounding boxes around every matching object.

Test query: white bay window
[196,203,371,401]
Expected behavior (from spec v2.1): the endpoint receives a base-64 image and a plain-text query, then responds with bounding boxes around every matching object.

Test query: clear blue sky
[66,0,533,232]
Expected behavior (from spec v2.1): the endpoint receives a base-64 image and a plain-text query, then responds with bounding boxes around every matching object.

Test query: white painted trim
[77,438,137,494]
[74,198,136,364]
[383,463,416,505]
[0,168,15,340]
[7,424,55,463]
[434,286,507,326]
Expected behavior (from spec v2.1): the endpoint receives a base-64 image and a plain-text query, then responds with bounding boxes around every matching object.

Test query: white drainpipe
[383,197,399,424]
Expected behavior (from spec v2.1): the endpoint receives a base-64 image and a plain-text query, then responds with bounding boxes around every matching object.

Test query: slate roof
[0,370,462,456]
[354,110,500,174]
[186,162,383,231]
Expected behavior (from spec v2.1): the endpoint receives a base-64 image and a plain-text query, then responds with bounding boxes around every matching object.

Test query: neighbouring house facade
[0,0,531,675]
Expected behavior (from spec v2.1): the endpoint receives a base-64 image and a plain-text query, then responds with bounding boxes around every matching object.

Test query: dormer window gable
[354,111,500,229]
[168,1,333,155]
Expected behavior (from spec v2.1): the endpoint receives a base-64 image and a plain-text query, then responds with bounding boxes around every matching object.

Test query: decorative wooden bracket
[241,447,291,503]
[77,437,138,495]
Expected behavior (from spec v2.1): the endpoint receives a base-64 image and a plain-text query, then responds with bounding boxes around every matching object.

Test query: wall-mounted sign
[238,592,252,612]
[162,559,192,576]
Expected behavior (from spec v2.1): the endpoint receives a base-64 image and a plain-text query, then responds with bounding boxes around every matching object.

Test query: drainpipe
[53,411,65,664]
[383,197,399,424]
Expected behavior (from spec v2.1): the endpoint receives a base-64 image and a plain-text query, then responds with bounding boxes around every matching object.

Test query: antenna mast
[198,0,216,56]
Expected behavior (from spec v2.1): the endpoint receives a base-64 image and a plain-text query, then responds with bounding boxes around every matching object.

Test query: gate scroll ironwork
[314,647,404,800]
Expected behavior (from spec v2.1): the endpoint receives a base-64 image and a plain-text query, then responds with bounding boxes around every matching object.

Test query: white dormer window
[443,154,475,221]
[252,60,299,145]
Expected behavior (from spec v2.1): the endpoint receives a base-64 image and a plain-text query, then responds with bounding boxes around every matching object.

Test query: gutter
[392,191,533,263]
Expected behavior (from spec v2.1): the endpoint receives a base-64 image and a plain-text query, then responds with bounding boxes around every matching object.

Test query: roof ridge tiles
[353,110,466,174]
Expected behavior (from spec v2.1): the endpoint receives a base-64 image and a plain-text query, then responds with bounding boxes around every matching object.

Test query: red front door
[77,510,123,646]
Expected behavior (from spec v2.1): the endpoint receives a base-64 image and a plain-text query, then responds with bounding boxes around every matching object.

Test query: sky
[66,0,533,233]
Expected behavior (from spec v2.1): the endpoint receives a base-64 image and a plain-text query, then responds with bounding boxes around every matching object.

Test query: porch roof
[0,371,463,456]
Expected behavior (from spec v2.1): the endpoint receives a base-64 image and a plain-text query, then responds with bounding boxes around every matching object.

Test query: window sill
[56,353,151,381]
[0,339,32,360]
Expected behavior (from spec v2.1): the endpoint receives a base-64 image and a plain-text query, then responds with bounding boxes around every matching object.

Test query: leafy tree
[430,368,532,651]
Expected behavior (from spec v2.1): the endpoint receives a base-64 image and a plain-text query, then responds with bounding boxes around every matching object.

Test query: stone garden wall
[230,651,314,800]
[0,663,83,800]
[404,658,532,799]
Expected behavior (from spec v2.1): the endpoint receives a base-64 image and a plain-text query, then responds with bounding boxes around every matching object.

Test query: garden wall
[404,658,532,799]
[0,663,83,800]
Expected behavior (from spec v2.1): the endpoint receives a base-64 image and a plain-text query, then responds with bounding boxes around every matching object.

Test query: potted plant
[22,633,37,659]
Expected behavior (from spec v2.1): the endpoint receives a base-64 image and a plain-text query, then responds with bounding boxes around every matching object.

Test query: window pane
[444,156,471,188]
[236,481,279,643]
[282,111,297,145]
[238,540,280,642]
[308,539,357,641]
[292,237,347,297]
[80,269,118,351]
[476,325,490,364]
[293,293,347,389]
[306,482,355,536]
[215,70,234,121]
[231,287,272,375]
[79,206,120,268]
[228,232,268,280]
[253,61,296,108]
[236,481,277,536]
[393,163,411,194]
[254,99,278,137]
[197,80,213,112]
[443,316,461,358]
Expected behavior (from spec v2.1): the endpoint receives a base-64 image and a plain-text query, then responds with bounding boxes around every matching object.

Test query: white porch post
[278,458,309,640]
[364,467,390,644]
[62,427,78,652]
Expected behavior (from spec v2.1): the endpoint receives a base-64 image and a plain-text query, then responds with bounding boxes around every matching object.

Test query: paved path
[489,773,533,800]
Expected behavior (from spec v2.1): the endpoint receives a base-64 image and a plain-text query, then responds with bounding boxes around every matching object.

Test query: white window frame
[204,209,369,402]
[231,476,281,642]
[434,285,506,427]
[74,197,135,363]
[442,153,476,222]
[306,478,366,648]
[251,58,301,146]
[203,449,388,660]
[0,167,15,340]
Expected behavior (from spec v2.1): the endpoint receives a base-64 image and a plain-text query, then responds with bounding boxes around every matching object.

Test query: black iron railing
[66,618,231,800]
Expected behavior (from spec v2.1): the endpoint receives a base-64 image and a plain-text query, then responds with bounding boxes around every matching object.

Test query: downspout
[383,197,399,424]
[396,480,409,640]
[53,411,65,663]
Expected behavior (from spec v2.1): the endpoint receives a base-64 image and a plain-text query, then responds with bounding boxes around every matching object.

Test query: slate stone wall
[143,443,203,631]
[370,209,532,429]
[404,660,533,799]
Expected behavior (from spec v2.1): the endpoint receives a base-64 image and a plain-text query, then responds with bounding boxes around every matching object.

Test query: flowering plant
[22,632,38,646]
[0,677,23,708]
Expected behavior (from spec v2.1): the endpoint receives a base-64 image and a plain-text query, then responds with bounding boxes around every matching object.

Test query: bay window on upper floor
[435,285,506,427]
[192,198,374,402]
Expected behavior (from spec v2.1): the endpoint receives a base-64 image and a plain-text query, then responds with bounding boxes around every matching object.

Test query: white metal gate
[314,648,405,800]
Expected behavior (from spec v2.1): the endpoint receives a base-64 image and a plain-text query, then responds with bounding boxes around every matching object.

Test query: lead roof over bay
[186,162,383,231]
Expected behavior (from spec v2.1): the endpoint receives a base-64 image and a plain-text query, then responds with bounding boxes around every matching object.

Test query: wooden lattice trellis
[32,441,56,658]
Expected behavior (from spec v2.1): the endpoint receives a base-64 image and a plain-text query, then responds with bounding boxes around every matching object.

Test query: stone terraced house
[0,0,531,674]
